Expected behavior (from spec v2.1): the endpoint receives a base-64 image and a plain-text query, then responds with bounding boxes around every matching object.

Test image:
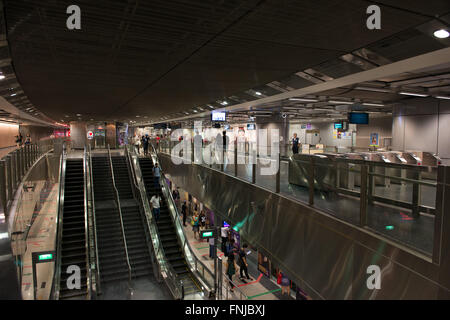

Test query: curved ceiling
[3,0,450,123]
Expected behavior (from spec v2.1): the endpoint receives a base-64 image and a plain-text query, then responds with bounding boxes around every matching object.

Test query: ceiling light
[399,92,428,97]
[10,93,17,97]
[436,96,450,100]
[221,101,228,106]
[76,113,82,116]
[0,75,5,80]
[193,110,198,113]
[329,100,354,105]
[434,29,449,39]
[362,103,385,107]
[355,86,391,93]
[289,98,318,102]
[208,105,214,109]
[136,115,140,118]
[255,91,262,96]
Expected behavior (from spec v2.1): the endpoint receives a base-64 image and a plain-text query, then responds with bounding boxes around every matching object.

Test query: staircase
[138,157,201,295]
[59,159,88,299]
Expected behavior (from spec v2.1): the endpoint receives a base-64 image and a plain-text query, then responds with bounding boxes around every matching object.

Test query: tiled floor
[179,214,290,300]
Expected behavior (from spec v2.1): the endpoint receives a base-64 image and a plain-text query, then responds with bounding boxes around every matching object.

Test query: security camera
[282,113,287,119]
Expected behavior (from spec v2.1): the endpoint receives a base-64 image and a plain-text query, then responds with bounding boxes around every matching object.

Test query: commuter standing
[221,225,229,255]
[292,133,300,154]
[279,270,290,296]
[150,194,161,221]
[238,244,253,281]
[153,163,161,189]
[192,211,200,240]
[142,134,150,156]
[226,253,238,292]
[181,201,187,226]
[208,236,216,259]
[134,134,141,154]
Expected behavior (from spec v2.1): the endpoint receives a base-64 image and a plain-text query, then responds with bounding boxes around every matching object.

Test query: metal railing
[107,145,133,292]
[155,137,441,258]
[51,142,66,300]
[82,147,92,299]
[87,145,101,296]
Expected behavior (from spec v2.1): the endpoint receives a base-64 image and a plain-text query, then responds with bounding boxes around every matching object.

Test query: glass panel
[280,157,310,204]
[366,164,436,255]
[313,158,361,225]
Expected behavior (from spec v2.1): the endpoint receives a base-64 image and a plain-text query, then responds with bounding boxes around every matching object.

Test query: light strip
[355,86,391,93]
[289,98,318,102]
[329,100,354,105]
[399,92,428,97]
[435,96,450,100]
[362,103,385,107]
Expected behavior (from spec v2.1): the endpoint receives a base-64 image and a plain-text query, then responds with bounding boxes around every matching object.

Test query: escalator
[110,156,153,279]
[58,159,88,299]
[138,157,202,296]
[91,156,129,283]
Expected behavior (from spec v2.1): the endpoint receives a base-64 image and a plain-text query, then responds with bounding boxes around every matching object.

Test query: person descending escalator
[153,163,161,189]
[134,134,141,154]
[150,194,161,221]
[142,134,150,156]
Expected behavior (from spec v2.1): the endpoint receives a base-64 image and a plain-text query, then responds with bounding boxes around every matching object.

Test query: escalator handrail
[51,142,66,300]
[82,147,91,299]
[107,145,132,291]
[125,146,183,299]
[88,145,101,296]
[149,143,216,290]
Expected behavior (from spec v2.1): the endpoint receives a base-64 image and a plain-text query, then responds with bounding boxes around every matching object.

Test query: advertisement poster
[257,252,271,278]
[370,133,379,146]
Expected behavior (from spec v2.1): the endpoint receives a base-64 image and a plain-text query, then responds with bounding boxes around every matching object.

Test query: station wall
[0,122,19,149]
[392,98,450,164]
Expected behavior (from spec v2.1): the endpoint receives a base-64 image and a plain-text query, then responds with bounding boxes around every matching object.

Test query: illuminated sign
[200,229,215,239]
[87,131,94,139]
[38,253,53,261]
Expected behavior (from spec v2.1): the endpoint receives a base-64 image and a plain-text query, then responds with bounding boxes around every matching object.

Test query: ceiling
[3,0,450,124]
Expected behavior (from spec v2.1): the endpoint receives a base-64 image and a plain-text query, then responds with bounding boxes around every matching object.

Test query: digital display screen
[334,122,342,129]
[211,112,226,122]
[224,125,230,130]
[348,113,369,124]
[247,124,256,130]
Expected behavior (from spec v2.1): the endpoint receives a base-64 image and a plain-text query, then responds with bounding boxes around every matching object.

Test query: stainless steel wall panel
[159,154,450,299]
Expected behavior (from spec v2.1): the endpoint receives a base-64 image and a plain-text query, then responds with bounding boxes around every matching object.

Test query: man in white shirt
[150,194,161,221]
[221,226,229,255]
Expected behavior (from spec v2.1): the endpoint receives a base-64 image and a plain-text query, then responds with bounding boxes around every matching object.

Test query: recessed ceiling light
[399,92,428,97]
[221,101,228,106]
[0,75,5,80]
[255,91,262,96]
[10,93,17,97]
[136,115,140,118]
[434,29,449,39]
[193,110,198,113]
[76,114,82,116]
[208,105,214,109]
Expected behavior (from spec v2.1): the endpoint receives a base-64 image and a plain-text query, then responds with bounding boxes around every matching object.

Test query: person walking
[238,244,253,281]
[153,163,161,190]
[150,194,161,221]
[226,253,238,292]
[181,201,187,226]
